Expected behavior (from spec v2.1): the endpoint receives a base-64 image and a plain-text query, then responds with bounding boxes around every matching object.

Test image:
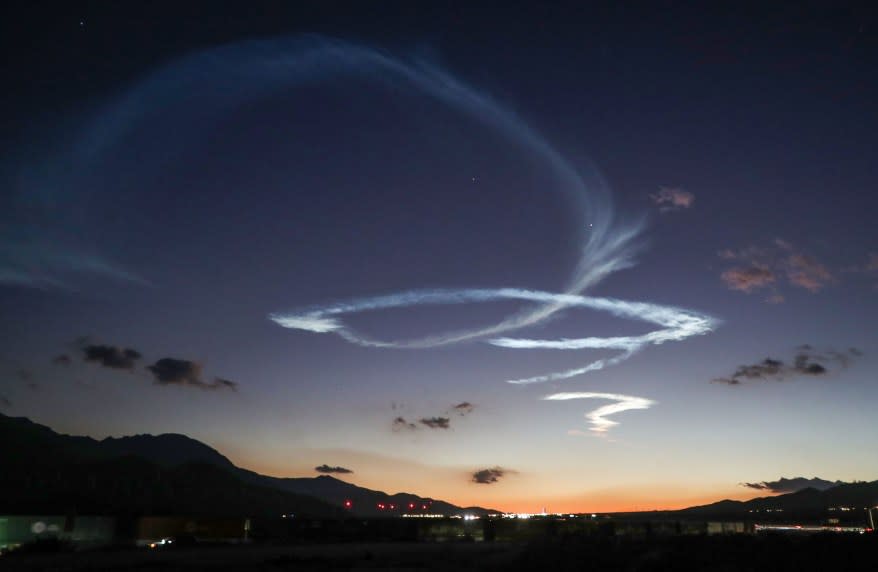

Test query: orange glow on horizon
[224,444,789,516]
[237,455,775,513]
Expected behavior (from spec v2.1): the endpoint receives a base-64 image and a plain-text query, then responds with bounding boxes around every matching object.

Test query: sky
[2,2,877,513]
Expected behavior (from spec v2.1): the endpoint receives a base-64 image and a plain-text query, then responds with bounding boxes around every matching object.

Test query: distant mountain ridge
[100,433,236,469]
[679,481,878,516]
[14,413,869,520]
[239,470,495,517]
[0,413,497,517]
[0,413,339,517]
[0,413,231,467]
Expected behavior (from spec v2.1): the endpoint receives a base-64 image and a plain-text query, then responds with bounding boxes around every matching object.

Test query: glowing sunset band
[270,288,717,386]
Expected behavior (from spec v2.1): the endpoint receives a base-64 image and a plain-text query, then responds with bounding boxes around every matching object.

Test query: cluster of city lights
[755,524,873,535]
[401,514,445,518]
[336,503,606,520]
[341,499,434,513]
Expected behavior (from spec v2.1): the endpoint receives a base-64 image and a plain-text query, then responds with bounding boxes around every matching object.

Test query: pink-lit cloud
[841,252,878,290]
[650,187,695,212]
[861,253,878,289]
[720,266,776,293]
[718,240,834,300]
[786,254,833,292]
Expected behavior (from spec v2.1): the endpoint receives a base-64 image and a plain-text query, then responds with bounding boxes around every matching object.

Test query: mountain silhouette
[100,433,236,469]
[0,413,339,517]
[0,413,495,517]
[238,470,495,517]
[680,481,878,517]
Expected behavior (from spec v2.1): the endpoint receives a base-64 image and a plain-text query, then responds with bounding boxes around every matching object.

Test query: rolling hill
[0,413,496,517]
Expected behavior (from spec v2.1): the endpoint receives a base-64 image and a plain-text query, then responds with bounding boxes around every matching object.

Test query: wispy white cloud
[0,237,146,290]
[543,392,656,434]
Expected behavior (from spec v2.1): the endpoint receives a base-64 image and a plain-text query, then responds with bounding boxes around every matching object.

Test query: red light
[344,500,353,509]
[408,503,415,509]
[389,504,395,510]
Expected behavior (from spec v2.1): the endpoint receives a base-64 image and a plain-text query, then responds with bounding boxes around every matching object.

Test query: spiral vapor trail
[9,34,718,434]
[270,288,717,387]
[10,35,642,336]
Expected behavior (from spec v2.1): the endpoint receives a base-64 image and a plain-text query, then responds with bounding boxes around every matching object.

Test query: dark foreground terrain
[3,533,876,571]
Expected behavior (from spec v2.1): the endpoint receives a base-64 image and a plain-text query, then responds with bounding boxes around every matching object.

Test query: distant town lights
[401,514,445,518]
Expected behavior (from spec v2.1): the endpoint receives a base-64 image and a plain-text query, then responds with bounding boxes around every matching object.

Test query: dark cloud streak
[713,346,860,386]
[83,344,141,370]
[419,417,450,430]
[146,358,237,391]
[315,464,353,474]
[392,417,417,432]
[451,402,475,416]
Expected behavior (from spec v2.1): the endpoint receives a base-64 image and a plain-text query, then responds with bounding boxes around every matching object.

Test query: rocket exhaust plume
[24,34,718,434]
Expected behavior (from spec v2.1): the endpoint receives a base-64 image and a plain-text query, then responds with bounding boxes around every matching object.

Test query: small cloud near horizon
[471,467,510,484]
[393,403,475,431]
[52,354,71,366]
[146,358,238,391]
[315,464,353,475]
[419,416,451,430]
[392,416,417,432]
[451,402,475,416]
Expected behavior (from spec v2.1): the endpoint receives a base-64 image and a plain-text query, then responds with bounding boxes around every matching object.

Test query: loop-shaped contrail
[11,33,718,434]
[270,288,717,387]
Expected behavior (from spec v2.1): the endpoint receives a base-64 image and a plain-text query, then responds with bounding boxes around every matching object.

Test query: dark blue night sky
[2,2,876,511]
